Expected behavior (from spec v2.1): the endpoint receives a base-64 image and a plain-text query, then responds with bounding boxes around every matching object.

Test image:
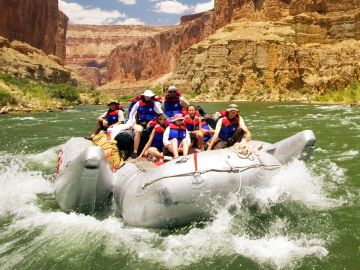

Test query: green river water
[0,103,359,269]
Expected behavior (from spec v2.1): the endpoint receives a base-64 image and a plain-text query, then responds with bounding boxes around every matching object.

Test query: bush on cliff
[0,87,17,106]
[316,82,360,104]
[0,73,82,104]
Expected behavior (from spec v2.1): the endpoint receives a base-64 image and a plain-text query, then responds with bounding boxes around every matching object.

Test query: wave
[0,150,350,269]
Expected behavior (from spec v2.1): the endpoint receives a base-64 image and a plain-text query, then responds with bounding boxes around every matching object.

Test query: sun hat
[226,104,239,112]
[107,99,120,106]
[172,113,184,122]
[167,85,177,92]
[142,89,155,97]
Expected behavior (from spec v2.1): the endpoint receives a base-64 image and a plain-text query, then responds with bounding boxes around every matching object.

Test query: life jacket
[128,96,141,115]
[164,91,182,117]
[117,105,124,112]
[201,121,212,142]
[128,96,162,116]
[184,115,200,131]
[148,119,170,132]
[137,100,156,123]
[219,116,239,141]
[105,109,120,125]
[168,123,187,145]
[151,124,166,149]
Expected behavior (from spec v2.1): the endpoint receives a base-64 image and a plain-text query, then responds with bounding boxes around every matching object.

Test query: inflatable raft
[55,130,316,228]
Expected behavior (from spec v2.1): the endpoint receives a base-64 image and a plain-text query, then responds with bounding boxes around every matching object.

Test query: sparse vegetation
[0,87,17,106]
[316,82,360,104]
[0,73,94,111]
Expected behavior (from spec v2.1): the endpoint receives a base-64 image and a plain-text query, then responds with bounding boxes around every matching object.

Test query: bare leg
[133,131,141,153]
[180,139,189,156]
[147,147,164,161]
[196,131,204,151]
[169,138,179,158]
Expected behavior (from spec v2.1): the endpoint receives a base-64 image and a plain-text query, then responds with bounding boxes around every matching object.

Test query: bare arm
[207,119,222,150]
[138,129,156,158]
[239,116,251,141]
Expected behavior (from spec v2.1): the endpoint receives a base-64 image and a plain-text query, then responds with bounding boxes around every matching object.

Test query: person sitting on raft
[163,85,189,117]
[88,100,125,140]
[201,120,215,149]
[163,113,190,158]
[184,105,205,151]
[207,104,251,150]
[127,89,163,158]
[137,114,168,162]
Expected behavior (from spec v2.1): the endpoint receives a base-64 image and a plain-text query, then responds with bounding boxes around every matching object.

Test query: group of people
[88,85,251,162]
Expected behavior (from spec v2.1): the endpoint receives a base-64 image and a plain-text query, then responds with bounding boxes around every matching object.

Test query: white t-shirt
[163,125,191,146]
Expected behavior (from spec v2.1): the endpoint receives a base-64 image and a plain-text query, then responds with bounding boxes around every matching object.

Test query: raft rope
[141,143,281,189]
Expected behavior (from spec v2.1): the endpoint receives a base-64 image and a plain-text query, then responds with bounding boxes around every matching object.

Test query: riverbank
[0,73,104,114]
[1,74,359,114]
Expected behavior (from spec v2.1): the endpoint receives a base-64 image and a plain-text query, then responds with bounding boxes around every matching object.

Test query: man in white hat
[162,85,189,117]
[127,89,163,158]
[207,104,251,150]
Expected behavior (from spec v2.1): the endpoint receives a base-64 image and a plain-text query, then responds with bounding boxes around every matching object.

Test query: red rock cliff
[213,0,293,29]
[0,0,68,62]
[66,24,174,86]
[107,11,214,83]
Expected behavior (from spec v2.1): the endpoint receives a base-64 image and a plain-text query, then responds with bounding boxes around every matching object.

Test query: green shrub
[0,87,16,106]
[49,83,80,102]
[316,82,360,103]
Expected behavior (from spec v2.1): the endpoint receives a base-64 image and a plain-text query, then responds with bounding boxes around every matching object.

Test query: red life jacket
[184,115,200,131]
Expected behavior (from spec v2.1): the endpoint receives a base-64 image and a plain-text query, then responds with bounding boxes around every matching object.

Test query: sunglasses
[168,91,176,94]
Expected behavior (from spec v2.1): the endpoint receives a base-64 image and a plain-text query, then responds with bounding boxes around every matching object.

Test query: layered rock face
[106,11,214,84]
[0,36,72,83]
[170,1,360,100]
[66,25,174,87]
[0,0,68,62]
[213,0,293,29]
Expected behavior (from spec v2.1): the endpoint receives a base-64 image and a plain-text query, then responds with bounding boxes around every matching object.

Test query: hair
[187,104,196,110]
[157,113,167,120]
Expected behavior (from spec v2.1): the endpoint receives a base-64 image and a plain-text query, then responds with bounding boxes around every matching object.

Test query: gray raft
[55,130,315,228]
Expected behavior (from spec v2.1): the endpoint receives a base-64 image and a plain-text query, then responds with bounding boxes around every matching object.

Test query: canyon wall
[66,24,174,86]
[106,11,214,84]
[170,1,360,100]
[0,0,68,62]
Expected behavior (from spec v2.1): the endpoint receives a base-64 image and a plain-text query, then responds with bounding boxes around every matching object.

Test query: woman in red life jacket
[127,89,164,158]
[162,85,189,117]
[207,104,251,150]
[184,105,205,151]
[163,113,190,158]
[87,100,125,140]
[137,114,168,162]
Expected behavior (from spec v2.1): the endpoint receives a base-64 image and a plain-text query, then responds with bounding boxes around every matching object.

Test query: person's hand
[102,119,109,127]
[245,132,251,141]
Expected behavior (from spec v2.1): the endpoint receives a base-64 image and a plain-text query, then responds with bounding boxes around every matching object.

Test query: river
[0,103,359,269]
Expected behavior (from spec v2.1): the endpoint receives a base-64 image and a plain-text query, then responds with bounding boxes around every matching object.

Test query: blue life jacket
[151,124,165,149]
[168,123,187,145]
[219,117,239,141]
[105,109,119,126]
[201,121,212,142]
[164,92,182,117]
[137,100,156,123]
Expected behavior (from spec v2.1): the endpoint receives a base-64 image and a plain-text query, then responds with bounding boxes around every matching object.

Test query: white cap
[142,89,155,97]
[167,85,177,92]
